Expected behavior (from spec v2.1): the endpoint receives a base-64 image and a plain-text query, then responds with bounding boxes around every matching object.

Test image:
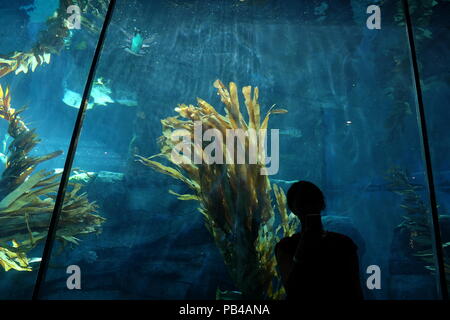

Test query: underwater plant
[386,167,450,286]
[0,85,105,272]
[137,80,299,299]
[0,0,109,78]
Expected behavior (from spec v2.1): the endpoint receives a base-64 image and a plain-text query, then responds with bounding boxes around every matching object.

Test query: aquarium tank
[0,0,448,300]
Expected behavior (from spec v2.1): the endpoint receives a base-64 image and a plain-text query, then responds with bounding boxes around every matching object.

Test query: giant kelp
[138,80,299,299]
[0,0,109,78]
[386,167,450,286]
[0,85,105,272]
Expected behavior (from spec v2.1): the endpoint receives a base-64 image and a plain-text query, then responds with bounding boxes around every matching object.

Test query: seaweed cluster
[138,80,299,299]
[386,167,449,285]
[0,85,105,271]
[0,0,109,78]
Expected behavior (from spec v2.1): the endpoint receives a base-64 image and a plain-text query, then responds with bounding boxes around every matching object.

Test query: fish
[121,27,156,56]
[1,134,9,153]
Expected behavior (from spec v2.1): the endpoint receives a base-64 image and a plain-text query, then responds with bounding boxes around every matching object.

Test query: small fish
[129,32,145,55]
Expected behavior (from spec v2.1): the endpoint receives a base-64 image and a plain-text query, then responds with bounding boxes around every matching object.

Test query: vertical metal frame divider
[402,0,448,299]
[31,0,117,300]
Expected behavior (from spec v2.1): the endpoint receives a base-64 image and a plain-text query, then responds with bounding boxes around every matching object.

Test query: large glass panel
[0,0,106,299]
[39,0,442,300]
[410,0,450,293]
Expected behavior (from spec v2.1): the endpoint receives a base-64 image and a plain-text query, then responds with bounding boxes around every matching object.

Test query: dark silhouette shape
[275,181,364,300]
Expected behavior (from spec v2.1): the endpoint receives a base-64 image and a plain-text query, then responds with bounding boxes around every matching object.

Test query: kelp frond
[138,80,298,299]
[0,85,105,271]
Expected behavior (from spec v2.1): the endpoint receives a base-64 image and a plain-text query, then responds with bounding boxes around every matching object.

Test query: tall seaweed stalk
[138,80,299,299]
[0,85,105,272]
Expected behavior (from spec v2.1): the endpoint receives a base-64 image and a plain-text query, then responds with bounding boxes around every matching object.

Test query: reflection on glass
[0,0,107,299]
